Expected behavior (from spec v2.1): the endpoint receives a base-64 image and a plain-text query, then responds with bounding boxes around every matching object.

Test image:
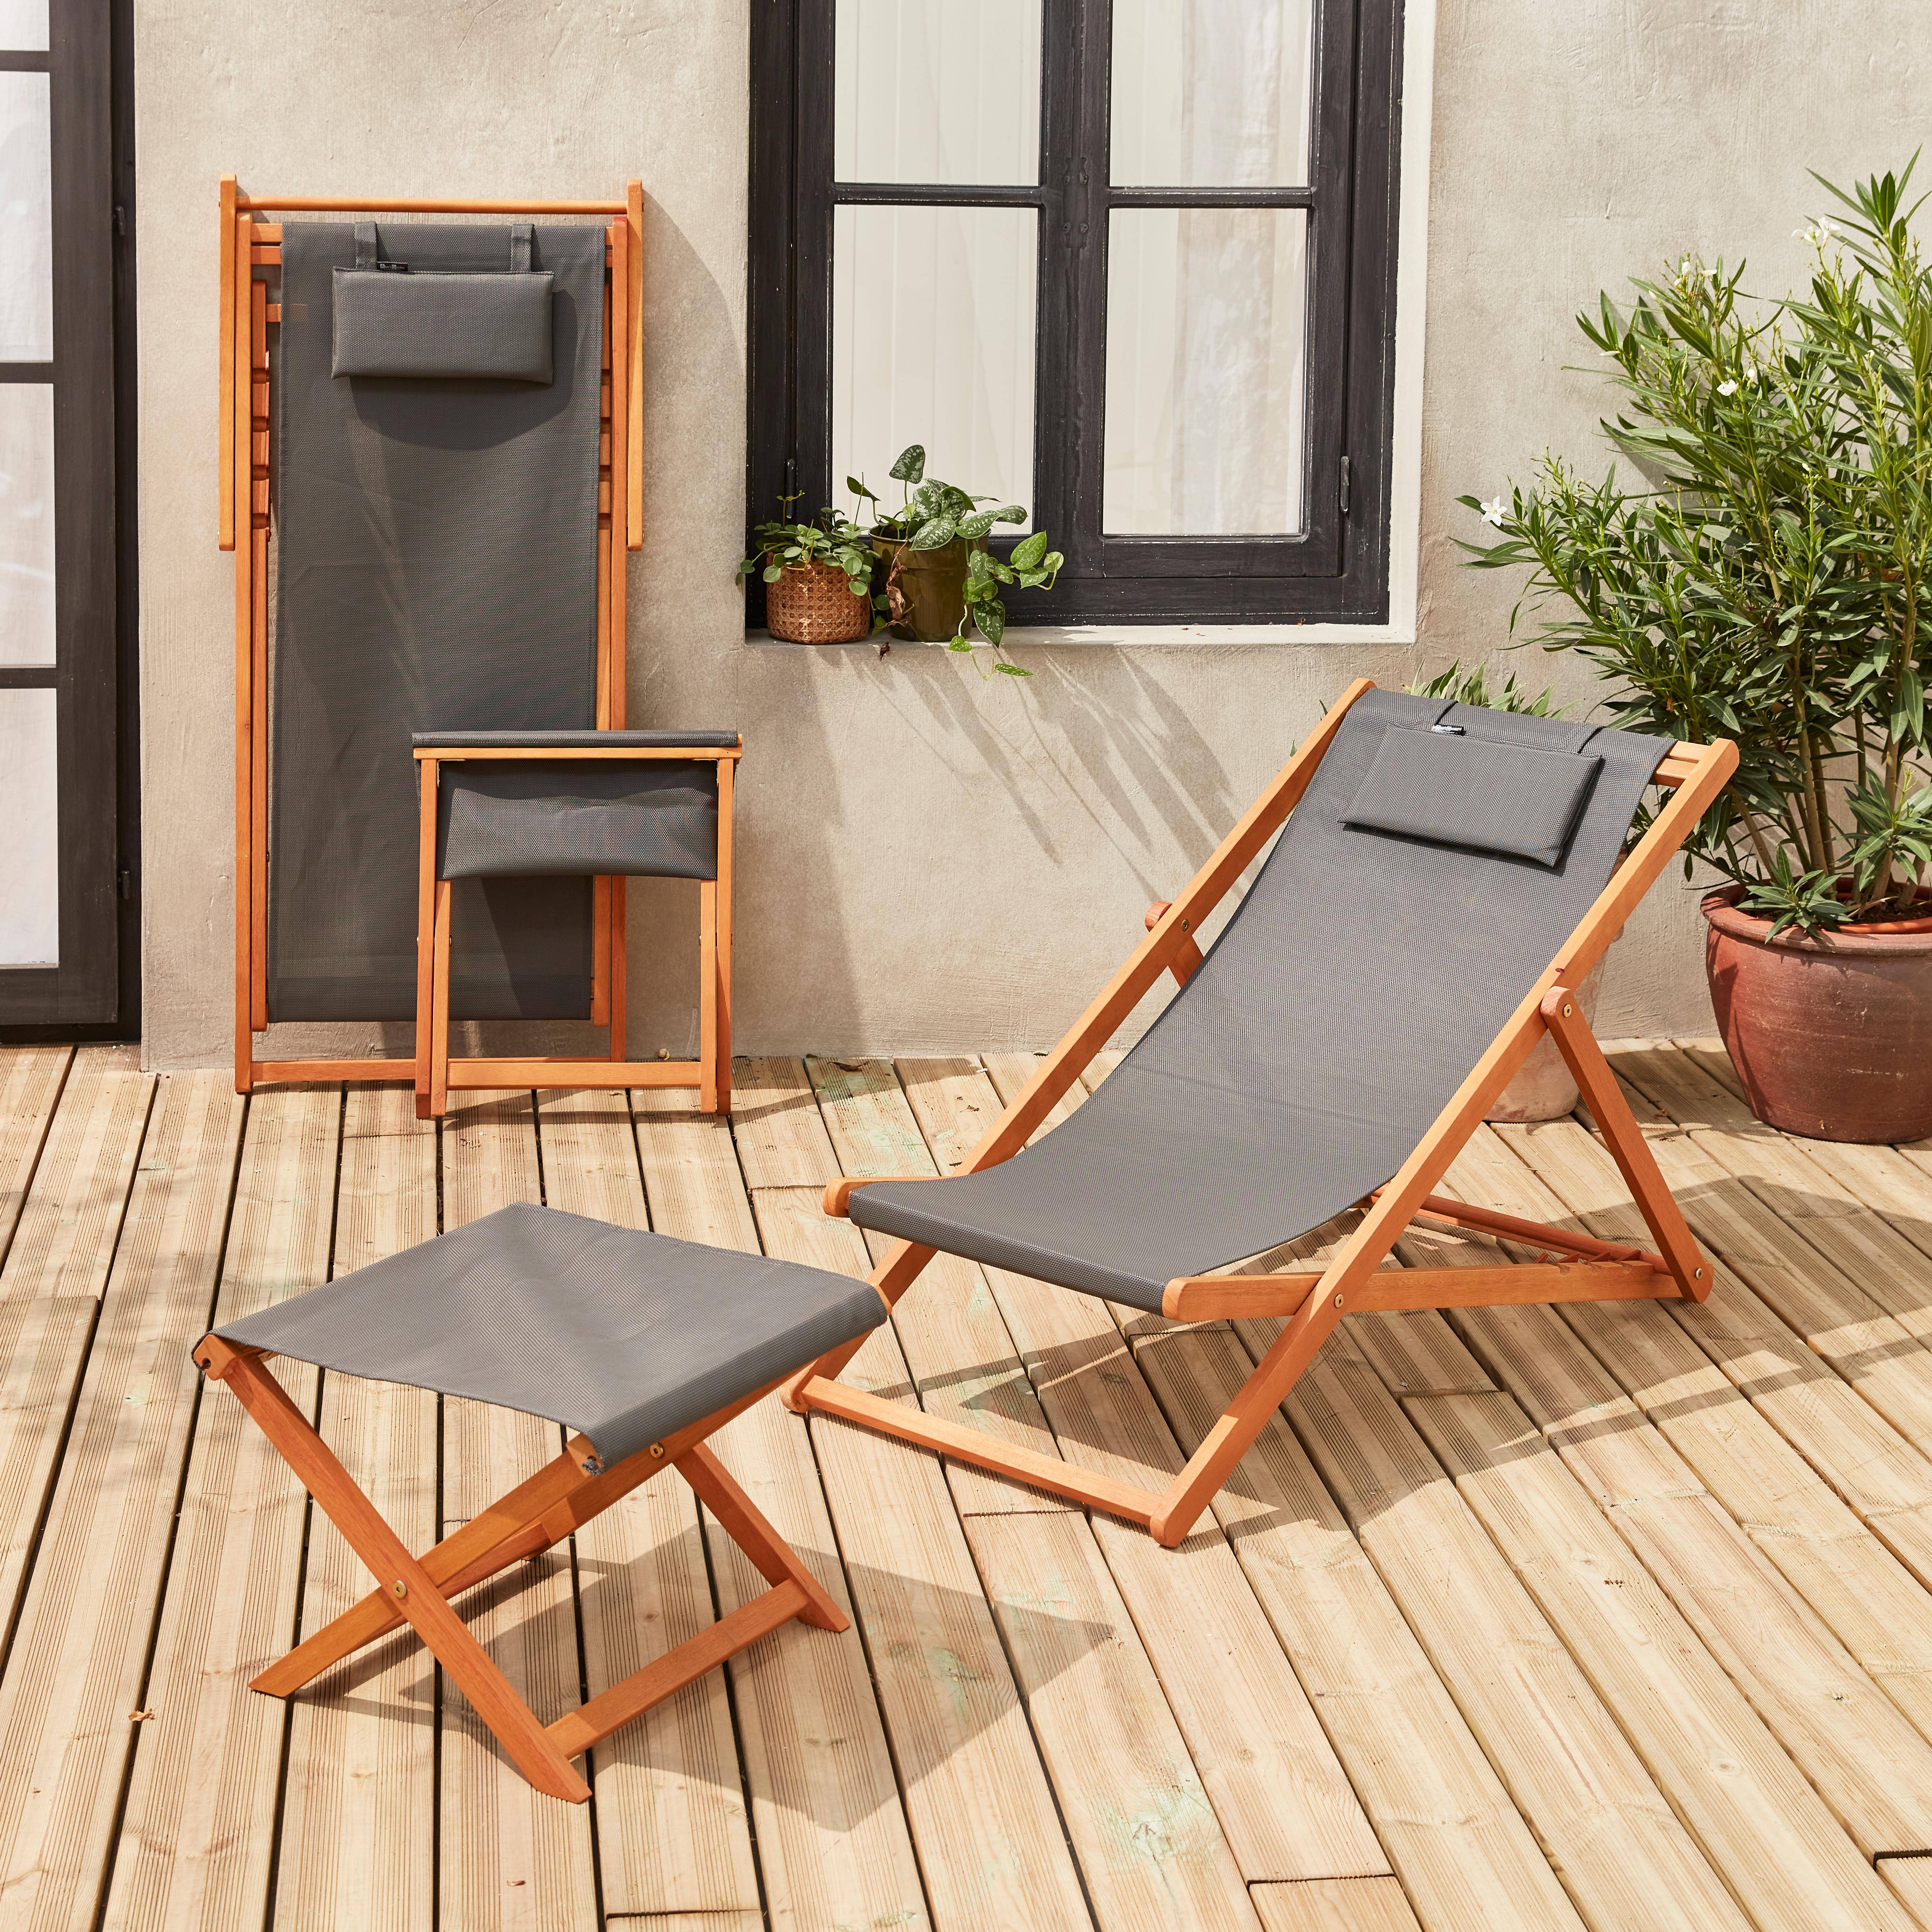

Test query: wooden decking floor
[4,1039,1932,1929]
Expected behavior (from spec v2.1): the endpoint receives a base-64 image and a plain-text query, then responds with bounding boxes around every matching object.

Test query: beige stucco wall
[135,0,1928,1071]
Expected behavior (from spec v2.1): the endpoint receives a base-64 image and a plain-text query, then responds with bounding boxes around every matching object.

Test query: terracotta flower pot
[1486,951,1610,1123]
[765,559,872,644]
[872,534,984,642]
[1702,884,1932,1142]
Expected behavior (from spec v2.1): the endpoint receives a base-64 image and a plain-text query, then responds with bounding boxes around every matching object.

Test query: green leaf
[846,475,878,501]
[976,598,1006,646]
[1010,530,1050,571]
[910,516,958,550]
[890,444,926,484]
[761,564,782,584]
[958,510,1000,539]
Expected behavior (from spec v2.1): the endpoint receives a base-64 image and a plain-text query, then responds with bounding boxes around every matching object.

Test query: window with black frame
[748,0,1403,629]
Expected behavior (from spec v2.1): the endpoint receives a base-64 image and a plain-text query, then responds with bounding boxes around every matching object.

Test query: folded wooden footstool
[194,1201,887,1802]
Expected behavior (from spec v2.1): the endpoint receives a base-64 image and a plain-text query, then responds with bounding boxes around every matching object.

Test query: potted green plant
[737,496,881,644]
[855,444,1064,677]
[1460,163,1932,1141]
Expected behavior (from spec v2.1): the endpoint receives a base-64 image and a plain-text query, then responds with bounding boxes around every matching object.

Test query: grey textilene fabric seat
[849,690,1672,1312]
[420,732,731,883]
[215,1203,886,1470]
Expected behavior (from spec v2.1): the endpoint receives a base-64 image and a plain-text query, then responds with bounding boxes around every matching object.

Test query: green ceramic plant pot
[872,534,985,642]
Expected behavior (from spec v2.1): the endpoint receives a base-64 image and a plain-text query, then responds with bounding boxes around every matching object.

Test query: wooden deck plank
[1251,1876,1423,1932]
[0,1073,243,1932]
[0,1045,72,1268]
[1381,1366,1917,1928]
[273,1083,438,1932]
[631,1088,929,1932]
[439,1089,598,1930]
[1133,1321,1587,1932]
[729,1056,845,1190]
[1444,1296,1932,1859]
[1497,1112,1932,1597]
[1259,1326,1747,1931]
[972,1508,1265,1931]
[1439,1124,1932,1754]
[105,1084,339,1932]
[819,1059,1069,1515]
[1675,1041,1932,1260]
[868,1055,1386,1887]
[537,1087,759,1920]
[0,1045,152,1301]
[1585,1071,1932,1457]
[753,1071,1105,1928]
[1614,1043,1932,1361]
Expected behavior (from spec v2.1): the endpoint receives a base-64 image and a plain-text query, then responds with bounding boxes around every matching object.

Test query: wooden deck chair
[786,680,1738,1547]
[221,179,735,1113]
[194,1203,887,1802]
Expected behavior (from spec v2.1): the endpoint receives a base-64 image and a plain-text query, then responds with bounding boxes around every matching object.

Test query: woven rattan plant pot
[766,560,873,644]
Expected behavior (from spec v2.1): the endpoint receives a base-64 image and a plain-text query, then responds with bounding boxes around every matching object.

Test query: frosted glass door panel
[0,3,46,51]
[1104,208,1307,534]
[0,687,57,966]
[1112,0,1313,186]
[833,204,1037,522]
[0,383,54,665]
[834,0,1041,184]
[0,73,52,359]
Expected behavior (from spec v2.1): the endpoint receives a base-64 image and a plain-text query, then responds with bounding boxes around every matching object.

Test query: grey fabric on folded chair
[331,268,556,381]
[850,690,1671,1311]
[437,760,719,881]
[215,1203,886,1471]
[270,221,605,1024]
[415,729,741,750]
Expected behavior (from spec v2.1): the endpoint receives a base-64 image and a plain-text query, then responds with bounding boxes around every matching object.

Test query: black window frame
[748,0,1405,629]
[0,0,134,1033]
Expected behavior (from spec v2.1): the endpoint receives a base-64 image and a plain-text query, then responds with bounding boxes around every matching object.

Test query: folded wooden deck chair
[194,1202,886,1802]
[787,680,1738,1546]
[221,180,737,1113]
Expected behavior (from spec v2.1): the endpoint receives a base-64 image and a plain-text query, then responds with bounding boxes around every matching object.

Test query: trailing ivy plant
[736,493,883,630]
[1460,161,1932,933]
[853,443,1064,678]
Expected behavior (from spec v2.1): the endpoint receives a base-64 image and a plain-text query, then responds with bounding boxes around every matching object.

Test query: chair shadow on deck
[295,1505,1119,1803]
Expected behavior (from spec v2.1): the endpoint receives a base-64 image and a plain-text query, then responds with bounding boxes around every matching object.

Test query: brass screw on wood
[1333,1292,1344,1308]
[1562,1003,1573,1018]
[649,1443,665,1459]
[391,1579,408,1600]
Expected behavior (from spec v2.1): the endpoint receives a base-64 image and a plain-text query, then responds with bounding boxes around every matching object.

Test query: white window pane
[0,686,56,966]
[0,383,54,665]
[832,204,1037,526]
[0,73,52,360]
[1111,0,1313,187]
[834,0,1041,185]
[1104,208,1307,534]
[0,2,47,52]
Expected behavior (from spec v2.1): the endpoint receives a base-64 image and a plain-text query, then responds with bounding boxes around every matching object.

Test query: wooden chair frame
[220,179,734,1111]
[412,744,738,1119]
[784,678,1739,1547]
[194,1330,844,1804]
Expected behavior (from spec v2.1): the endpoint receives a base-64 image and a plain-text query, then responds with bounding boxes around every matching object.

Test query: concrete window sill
[744,619,1415,650]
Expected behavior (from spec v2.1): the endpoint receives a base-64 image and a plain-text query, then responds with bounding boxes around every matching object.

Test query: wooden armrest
[823,1175,935,1218]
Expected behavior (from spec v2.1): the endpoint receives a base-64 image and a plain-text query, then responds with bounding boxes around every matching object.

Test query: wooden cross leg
[195,1338,845,1804]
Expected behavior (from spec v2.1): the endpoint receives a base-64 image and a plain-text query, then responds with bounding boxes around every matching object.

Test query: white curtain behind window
[1106,0,1313,534]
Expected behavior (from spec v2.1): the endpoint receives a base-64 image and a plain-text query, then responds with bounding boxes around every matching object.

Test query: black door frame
[0,0,138,1038]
